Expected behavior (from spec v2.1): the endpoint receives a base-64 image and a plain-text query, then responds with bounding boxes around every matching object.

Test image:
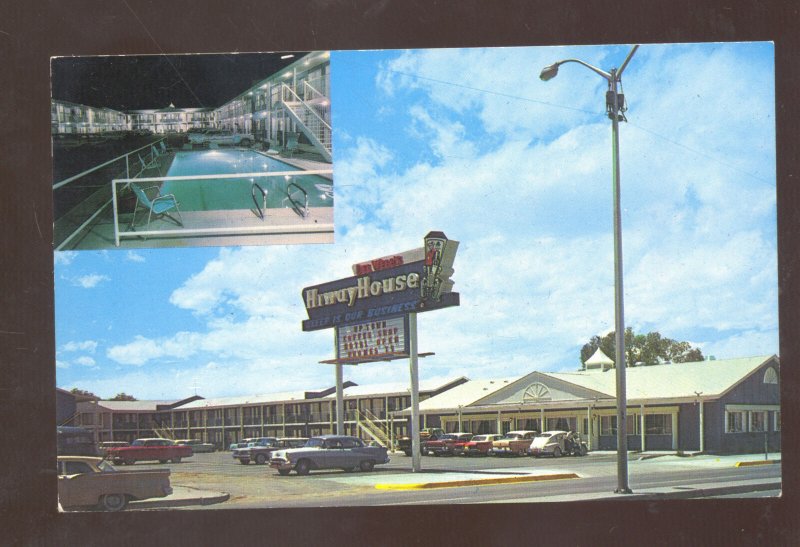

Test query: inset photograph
[52,51,333,250]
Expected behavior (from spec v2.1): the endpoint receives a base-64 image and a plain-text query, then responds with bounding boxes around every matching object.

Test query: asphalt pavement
[129,451,781,509]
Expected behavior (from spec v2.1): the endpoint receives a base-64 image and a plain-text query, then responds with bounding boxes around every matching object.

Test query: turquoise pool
[159,150,332,212]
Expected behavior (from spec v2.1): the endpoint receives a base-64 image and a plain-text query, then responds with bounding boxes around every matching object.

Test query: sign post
[300,231,459,472]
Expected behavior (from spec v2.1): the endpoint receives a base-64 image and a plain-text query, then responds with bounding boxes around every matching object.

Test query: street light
[540,44,639,494]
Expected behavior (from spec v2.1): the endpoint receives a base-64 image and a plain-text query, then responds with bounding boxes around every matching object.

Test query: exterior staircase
[356,409,392,448]
[279,83,332,162]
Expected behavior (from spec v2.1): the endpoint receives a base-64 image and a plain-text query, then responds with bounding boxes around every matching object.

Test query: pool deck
[55,145,334,250]
[67,206,334,249]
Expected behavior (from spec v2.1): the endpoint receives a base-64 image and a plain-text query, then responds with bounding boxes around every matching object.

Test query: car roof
[506,430,537,435]
[58,455,103,463]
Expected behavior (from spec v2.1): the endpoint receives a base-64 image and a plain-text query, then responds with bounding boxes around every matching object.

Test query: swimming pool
[160,150,333,212]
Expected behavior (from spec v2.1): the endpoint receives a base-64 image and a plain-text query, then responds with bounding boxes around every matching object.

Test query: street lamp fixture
[540,44,639,495]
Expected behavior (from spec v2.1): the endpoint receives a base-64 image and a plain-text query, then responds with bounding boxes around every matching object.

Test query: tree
[69,388,99,400]
[580,328,703,369]
[109,392,137,401]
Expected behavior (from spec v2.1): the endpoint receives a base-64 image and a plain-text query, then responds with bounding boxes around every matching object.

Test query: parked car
[397,427,444,456]
[98,441,130,457]
[269,435,390,476]
[491,430,538,456]
[239,437,308,465]
[58,455,172,512]
[105,438,192,465]
[188,129,254,146]
[232,437,278,464]
[530,431,588,458]
[174,439,215,453]
[422,433,474,456]
[229,437,274,452]
[456,434,504,456]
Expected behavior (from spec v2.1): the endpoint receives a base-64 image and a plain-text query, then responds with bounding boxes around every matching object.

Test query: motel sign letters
[301,231,460,364]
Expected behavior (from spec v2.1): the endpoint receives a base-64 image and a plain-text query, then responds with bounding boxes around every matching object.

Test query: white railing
[111,169,333,246]
[279,84,332,160]
[54,138,167,251]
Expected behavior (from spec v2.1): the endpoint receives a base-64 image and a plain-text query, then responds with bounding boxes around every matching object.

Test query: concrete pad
[128,485,230,509]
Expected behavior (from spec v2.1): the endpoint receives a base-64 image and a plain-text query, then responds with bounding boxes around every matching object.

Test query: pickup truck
[422,433,473,456]
[105,438,192,465]
[58,455,172,511]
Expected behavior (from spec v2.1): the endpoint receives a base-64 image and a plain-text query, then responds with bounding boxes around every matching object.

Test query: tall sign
[300,231,459,473]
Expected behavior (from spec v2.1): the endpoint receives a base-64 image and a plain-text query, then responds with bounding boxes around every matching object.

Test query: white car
[188,129,253,146]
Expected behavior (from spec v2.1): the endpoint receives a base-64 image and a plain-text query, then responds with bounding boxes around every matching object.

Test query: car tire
[553,447,562,458]
[240,138,252,146]
[295,459,311,476]
[100,493,127,512]
[403,450,412,457]
[239,459,250,465]
[159,460,168,464]
[171,457,182,464]
[579,445,588,456]
[124,458,135,466]
[277,469,291,476]
[360,460,375,472]
[255,454,267,465]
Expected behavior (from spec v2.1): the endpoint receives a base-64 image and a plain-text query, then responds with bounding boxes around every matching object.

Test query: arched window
[522,382,551,403]
[763,367,778,384]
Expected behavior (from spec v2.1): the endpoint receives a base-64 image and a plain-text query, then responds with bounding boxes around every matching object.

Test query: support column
[640,404,645,452]
[409,313,421,472]
[336,363,344,435]
[699,401,705,452]
[587,406,592,451]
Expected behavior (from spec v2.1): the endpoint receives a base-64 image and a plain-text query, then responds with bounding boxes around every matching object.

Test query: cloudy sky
[54,43,777,400]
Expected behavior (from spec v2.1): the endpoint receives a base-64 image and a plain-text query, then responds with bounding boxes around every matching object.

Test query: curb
[129,487,230,509]
[375,473,579,490]
[611,481,781,500]
[735,459,781,467]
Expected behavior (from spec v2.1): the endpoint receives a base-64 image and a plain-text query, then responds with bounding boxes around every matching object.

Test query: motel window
[600,416,616,436]
[547,417,576,432]
[726,411,746,433]
[750,411,767,432]
[774,411,781,432]
[645,414,673,435]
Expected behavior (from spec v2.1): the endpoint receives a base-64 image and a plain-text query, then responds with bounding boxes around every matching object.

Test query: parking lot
[120,449,781,508]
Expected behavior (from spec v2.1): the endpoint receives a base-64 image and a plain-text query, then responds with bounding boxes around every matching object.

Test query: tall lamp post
[540,45,639,494]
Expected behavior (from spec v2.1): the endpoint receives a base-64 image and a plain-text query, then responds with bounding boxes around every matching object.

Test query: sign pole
[334,326,344,435]
[409,312,421,472]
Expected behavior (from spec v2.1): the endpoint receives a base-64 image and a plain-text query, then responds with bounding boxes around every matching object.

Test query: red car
[422,433,473,456]
[456,434,504,456]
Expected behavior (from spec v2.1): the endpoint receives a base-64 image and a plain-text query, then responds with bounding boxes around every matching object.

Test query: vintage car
[105,438,192,465]
[491,430,538,456]
[456,434,504,456]
[530,431,588,458]
[98,441,130,457]
[397,428,445,456]
[269,435,389,476]
[188,129,254,146]
[238,437,308,465]
[422,433,473,456]
[232,437,278,464]
[229,437,273,451]
[175,439,215,453]
[58,455,172,512]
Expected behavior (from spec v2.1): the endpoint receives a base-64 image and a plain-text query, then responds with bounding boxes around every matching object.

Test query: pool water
[159,150,332,212]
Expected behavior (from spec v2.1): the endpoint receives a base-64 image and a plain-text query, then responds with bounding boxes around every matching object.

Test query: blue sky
[54,43,777,400]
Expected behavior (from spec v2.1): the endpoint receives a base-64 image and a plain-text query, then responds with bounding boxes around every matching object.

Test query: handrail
[251,182,267,220]
[280,83,332,133]
[287,181,308,218]
[53,137,166,189]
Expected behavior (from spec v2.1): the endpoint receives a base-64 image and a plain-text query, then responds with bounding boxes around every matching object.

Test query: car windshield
[305,438,325,448]
[536,433,553,438]
[131,440,145,446]
[98,460,117,473]
[503,434,522,440]
[439,435,457,441]
[472,436,487,441]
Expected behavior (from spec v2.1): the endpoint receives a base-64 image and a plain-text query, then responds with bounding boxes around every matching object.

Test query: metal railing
[279,83,332,161]
[111,168,332,245]
[53,137,166,250]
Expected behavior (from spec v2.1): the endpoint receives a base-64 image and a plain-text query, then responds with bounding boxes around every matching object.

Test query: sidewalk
[128,485,229,510]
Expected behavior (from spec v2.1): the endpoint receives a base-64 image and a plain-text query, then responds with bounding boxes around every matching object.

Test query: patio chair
[281,133,300,157]
[158,140,168,154]
[129,183,183,238]
[138,153,159,174]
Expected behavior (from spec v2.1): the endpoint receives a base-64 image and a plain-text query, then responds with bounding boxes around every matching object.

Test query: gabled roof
[407,355,777,412]
[80,400,180,412]
[325,377,468,399]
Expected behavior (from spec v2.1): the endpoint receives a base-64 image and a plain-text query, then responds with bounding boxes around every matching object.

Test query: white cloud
[56,360,69,369]
[126,251,146,263]
[62,340,98,353]
[73,274,109,288]
[54,251,78,266]
[74,356,96,367]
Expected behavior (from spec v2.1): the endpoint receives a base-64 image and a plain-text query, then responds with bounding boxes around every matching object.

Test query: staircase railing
[279,83,332,162]
[356,409,391,447]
